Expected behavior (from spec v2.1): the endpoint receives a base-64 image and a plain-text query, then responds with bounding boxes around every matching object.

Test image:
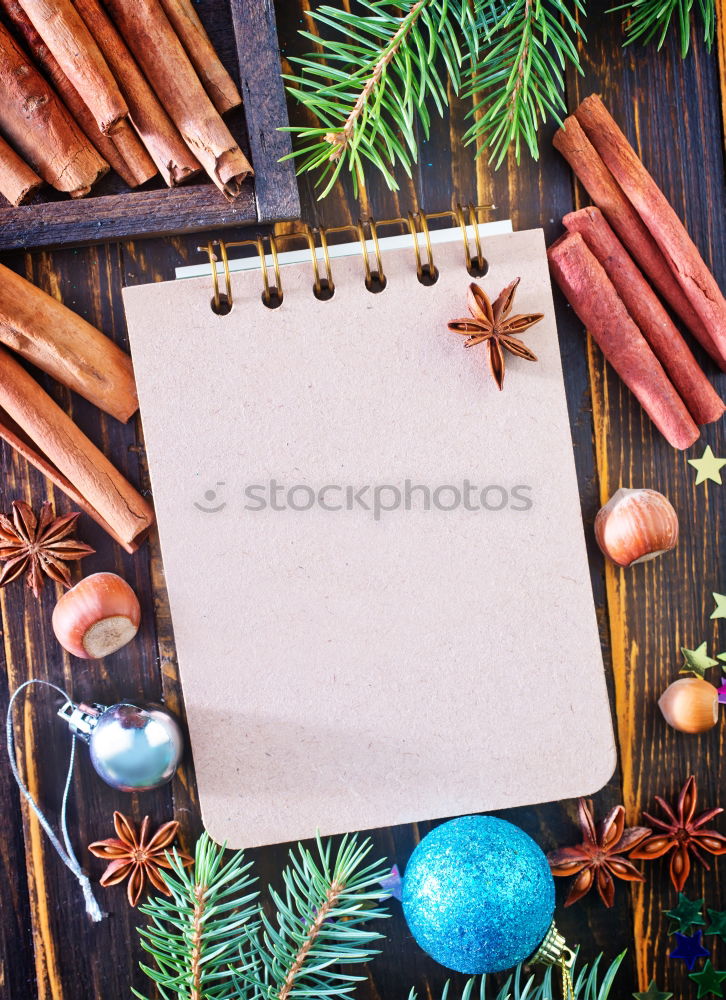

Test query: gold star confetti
[681,642,719,678]
[688,446,726,486]
[712,593,726,620]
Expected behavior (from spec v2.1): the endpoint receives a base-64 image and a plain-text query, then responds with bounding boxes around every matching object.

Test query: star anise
[88,812,193,907]
[447,278,543,390]
[629,776,726,893]
[0,500,95,599]
[547,797,651,907]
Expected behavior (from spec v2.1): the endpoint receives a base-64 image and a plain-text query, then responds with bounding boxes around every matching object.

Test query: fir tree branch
[281,0,479,196]
[410,951,626,1000]
[133,834,259,1000]
[462,0,585,167]
[189,882,204,999]
[324,0,428,161]
[278,877,343,999]
[612,0,714,56]
[238,833,391,1000]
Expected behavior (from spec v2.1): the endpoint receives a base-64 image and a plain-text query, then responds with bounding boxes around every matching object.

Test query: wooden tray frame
[0,0,300,250]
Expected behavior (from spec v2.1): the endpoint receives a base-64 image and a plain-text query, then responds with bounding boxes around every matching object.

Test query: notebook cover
[123,229,616,849]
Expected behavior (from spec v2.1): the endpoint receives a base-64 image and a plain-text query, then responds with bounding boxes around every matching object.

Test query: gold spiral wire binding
[197,203,494,308]
[406,212,424,280]
[417,211,436,279]
[356,216,385,288]
[318,226,334,294]
[454,203,472,271]
[469,202,485,271]
[304,224,335,297]
[454,202,488,274]
[369,217,384,283]
[304,224,322,297]
[256,234,282,305]
[202,241,219,309]
[199,240,232,312]
[355,219,370,285]
[406,211,437,281]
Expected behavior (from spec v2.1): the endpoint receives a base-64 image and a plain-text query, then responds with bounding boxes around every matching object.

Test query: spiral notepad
[122,208,615,850]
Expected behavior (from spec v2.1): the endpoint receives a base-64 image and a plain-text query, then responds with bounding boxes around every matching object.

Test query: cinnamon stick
[553,115,725,369]
[563,207,725,427]
[0,347,154,551]
[574,95,726,362]
[16,0,127,134]
[0,22,107,197]
[0,0,156,188]
[0,262,138,423]
[0,135,42,205]
[105,120,158,187]
[72,0,201,186]
[0,410,140,551]
[157,0,242,113]
[548,232,700,450]
[103,0,252,197]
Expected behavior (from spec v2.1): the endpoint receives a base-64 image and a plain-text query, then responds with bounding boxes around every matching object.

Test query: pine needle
[411,950,627,1000]
[237,833,391,1000]
[281,0,479,196]
[462,0,586,168]
[133,834,259,1000]
[612,0,714,56]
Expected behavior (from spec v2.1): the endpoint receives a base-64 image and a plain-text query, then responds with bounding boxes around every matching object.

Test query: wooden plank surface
[569,9,726,993]
[0,0,724,997]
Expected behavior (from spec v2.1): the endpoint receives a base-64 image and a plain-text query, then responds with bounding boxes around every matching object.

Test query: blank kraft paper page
[123,228,616,849]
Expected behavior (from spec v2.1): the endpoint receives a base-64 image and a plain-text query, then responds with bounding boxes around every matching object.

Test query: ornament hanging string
[6,679,104,922]
[560,953,574,1000]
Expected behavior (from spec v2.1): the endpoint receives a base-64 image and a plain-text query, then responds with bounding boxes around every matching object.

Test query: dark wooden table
[1,1,725,997]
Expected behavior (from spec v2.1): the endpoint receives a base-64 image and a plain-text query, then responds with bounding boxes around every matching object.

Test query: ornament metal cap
[530,922,575,1000]
[57,699,101,738]
[529,921,571,966]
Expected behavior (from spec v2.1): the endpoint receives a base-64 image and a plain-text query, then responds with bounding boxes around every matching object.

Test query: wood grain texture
[718,0,726,148]
[231,0,300,222]
[567,1,726,991]
[0,0,724,997]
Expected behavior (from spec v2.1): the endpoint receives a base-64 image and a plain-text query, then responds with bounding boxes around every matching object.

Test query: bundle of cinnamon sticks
[549,94,726,451]
[0,262,154,551]
[0,0,252,205]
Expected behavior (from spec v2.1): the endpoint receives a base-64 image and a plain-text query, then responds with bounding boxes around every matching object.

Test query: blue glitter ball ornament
[402,815,555,975]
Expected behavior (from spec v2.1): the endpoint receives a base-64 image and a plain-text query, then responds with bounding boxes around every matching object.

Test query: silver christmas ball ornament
[58,700,183,792]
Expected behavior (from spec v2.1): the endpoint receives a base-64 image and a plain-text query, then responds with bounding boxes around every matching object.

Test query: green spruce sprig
[237,833,391,1000]
[281,0,480,196]
[133,834,259,1000]
[282,0,584,195]
[283,0,705,196]
[409,961,535,1000]
[413,950,626,1000]
[613,0,715,56]
[135,832,390,1000]
[463,0,585,168]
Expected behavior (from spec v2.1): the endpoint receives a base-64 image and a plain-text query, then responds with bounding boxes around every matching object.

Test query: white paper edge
[174,219,514,279]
